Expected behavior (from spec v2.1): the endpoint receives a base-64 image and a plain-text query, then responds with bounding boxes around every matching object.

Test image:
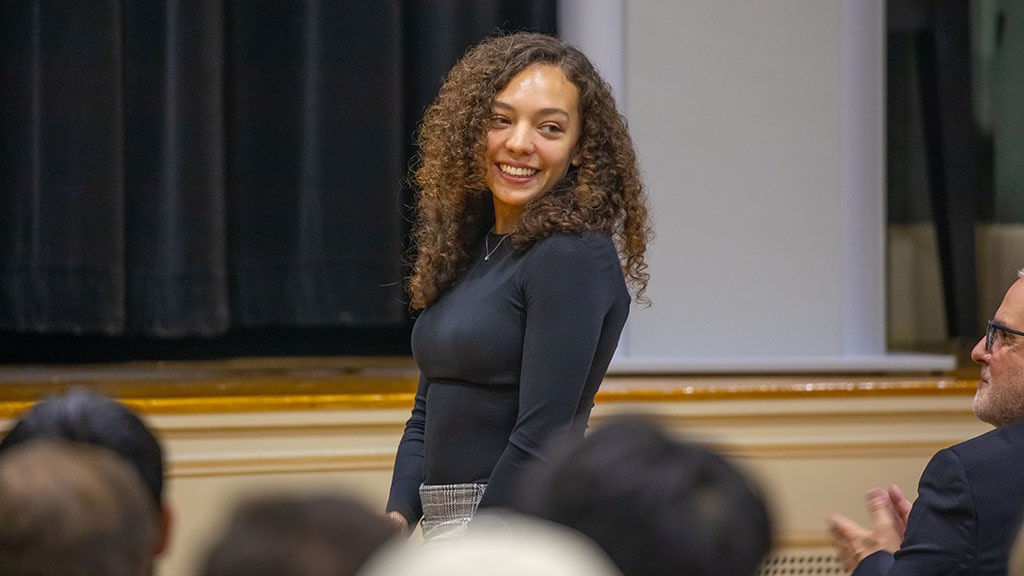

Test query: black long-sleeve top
[385,230,630,525]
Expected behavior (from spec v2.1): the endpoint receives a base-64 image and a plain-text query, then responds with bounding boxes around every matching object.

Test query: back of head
[358,512,622,576]
[201,493,397,576]
[0,440,157,576]
[0,388,164,508]
[517,417,773,576]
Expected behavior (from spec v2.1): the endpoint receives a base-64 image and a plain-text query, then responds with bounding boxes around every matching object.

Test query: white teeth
[499,164,537,177]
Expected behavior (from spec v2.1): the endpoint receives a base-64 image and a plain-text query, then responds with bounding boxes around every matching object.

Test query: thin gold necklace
[484,233,510,260]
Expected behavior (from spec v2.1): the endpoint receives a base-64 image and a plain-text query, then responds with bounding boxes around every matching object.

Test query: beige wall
[618,0,889,364]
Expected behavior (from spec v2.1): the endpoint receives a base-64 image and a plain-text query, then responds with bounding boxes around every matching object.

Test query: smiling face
[484,63,582,233]
[971,278,1024,426]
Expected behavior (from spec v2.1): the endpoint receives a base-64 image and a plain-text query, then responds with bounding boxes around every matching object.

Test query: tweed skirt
[419,482,487,541]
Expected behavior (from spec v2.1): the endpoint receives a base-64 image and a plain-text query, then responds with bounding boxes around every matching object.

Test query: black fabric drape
[227,2,406,330]
[1,2,126,334]
[124,1,228,336]
[0,0,555,355]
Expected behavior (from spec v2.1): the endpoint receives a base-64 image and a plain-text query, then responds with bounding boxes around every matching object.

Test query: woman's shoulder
[529,230,616,255]
[518,231,627,302]
[522,231,621,274]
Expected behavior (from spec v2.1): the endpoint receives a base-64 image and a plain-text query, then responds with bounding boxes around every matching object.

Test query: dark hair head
[517,417,773,576]
[0,389,164,508]
[408,31,650,309]
[201,493,397,576]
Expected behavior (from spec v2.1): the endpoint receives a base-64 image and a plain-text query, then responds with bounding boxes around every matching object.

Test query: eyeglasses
[986,320,1024,352]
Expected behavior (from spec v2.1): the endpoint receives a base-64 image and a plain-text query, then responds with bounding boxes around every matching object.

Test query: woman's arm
[479,234,627,508]
[385,373,429,526]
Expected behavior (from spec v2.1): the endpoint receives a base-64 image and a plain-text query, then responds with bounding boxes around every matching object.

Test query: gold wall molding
[0,355,977,418]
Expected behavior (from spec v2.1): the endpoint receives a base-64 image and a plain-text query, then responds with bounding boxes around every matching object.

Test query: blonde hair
[0,441,157,576]
[360,513,623,576]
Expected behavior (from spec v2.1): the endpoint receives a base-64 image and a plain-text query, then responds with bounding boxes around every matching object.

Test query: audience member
[201,493,397,576]
[358,512,623,576]
[0,388,171,552]
[0,440,158,576]
[510,416,773,576]
[827,268,1024,575]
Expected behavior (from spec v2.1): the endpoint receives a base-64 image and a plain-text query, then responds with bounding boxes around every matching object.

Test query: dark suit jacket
[853,420,1024,576]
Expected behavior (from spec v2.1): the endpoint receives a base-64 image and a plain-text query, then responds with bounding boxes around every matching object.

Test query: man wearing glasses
[828,268,1024,576]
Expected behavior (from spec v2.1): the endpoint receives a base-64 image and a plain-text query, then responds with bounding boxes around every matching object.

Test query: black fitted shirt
[386,230,630,524]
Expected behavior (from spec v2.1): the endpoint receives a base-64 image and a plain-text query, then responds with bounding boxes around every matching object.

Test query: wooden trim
[168,453,397,478]
[597,378,975,401]
[0,357,977,418]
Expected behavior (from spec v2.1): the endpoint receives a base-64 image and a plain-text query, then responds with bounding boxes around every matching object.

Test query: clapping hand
[826,485,911,571]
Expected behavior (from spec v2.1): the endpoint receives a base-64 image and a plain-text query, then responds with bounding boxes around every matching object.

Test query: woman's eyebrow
[492,100,570,119]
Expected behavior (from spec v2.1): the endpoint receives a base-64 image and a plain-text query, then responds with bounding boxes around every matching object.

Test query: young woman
[385,32,651,540]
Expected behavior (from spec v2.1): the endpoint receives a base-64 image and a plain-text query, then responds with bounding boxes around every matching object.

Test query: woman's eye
[541,124,562,134]
[490,115,511,126]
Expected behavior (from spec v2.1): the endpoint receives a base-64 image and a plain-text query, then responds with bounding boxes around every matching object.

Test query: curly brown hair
[408,32,651,309]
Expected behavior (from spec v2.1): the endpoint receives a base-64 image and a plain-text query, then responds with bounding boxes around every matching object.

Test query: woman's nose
[505,124,533,155]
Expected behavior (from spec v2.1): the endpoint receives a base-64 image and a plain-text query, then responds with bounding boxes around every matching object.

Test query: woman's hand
[385,511,409,533]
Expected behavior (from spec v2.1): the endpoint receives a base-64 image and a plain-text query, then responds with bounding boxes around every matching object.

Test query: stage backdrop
[0,0,555,358]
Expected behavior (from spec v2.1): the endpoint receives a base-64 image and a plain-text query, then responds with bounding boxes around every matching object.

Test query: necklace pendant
[484,232,509,261]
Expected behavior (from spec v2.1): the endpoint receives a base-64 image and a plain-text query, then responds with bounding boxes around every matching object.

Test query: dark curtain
[0,1,555,361]
[887,0,979,340]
